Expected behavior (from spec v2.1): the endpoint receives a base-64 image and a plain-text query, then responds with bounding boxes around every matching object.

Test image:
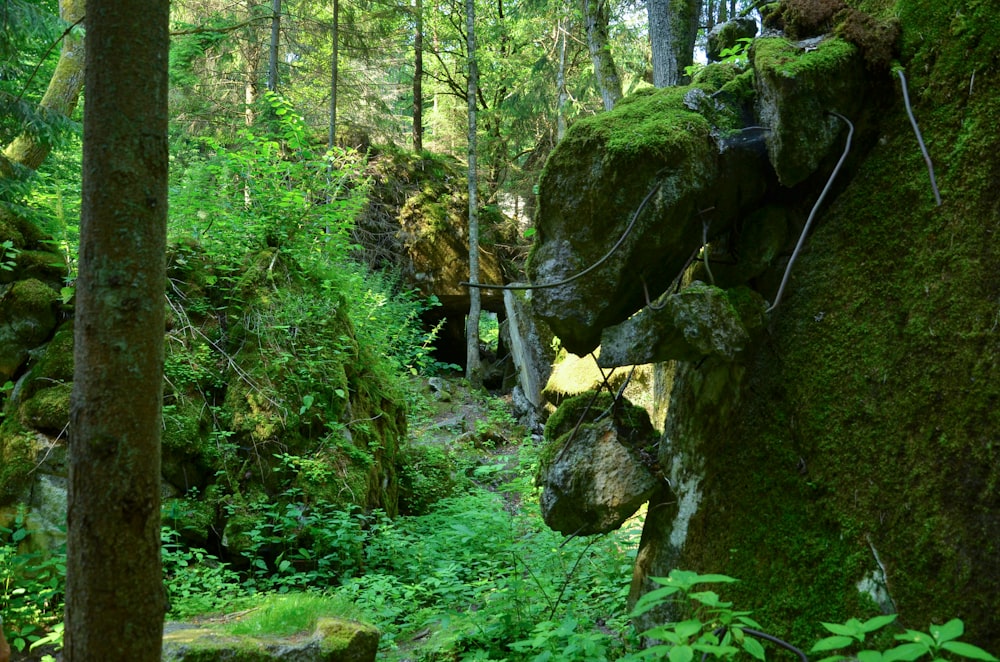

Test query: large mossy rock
[537,392,659,536]
[526,76,770,354]
[532,0,999,649]
[752,35,867,186]
[162,617,379,662]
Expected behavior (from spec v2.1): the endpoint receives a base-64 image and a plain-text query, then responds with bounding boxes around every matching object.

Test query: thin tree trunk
[413,0,423,151]
[329,0,339,148]
[244,0,261,126]
[584,0,622,110]
[2,0,85,172]
[556,16,568,141]
[648,0,701,87]
[66,0,169,657]
[465,0,481,384]
[267,0,282,91]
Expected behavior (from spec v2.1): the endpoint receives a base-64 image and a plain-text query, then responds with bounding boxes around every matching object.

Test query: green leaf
[931,620,964,644]
[742,635,767,660]
[941,642,999,662]
[883,643,931,662]
[862,615,898,633]
[689,590,731,608]
[669,645,694,662]
[812,636,856,652]
[858,650,883,662]
[631,585,682,617]
[823,619,865,638]
[673,620,703,641]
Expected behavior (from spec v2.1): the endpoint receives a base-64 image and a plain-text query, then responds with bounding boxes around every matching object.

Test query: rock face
[707,18,758,62]
[526,76,771,355]
[598,283,767,367]
[538,392,659,536]
[531,0,1000,649]
[162,617,380,662]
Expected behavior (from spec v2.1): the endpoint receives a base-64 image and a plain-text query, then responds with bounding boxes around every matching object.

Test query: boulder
[707,18,758,62]
[527,78,768,355]
[598,283,768,367]
[538,392,659,536]
[752,35,866,186]
[162,617,379,662]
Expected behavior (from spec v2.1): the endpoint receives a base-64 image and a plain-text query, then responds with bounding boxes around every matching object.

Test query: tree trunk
[329,0,339,149]
[556,16,568,141]
[648,0,701,87]
[413,0,424,152]
[243,0,261,126]
[267,0,282,91]
[2,0,85,172]
[465,0,481,384]
[66,0,169,658]
[583,0,622,110]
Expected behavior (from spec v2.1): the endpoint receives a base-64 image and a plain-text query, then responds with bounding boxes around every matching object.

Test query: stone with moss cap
[538,391,659,536]
[598,282,768,367]
[752,35,866,186]
[162,616,379,662]
[526,82,769,355]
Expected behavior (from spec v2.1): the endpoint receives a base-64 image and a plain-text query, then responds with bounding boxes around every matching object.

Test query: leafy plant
[812,616,999,662]
[0,507,65,653]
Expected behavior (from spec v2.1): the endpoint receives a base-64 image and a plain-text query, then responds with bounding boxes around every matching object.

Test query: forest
[1,0,999,660]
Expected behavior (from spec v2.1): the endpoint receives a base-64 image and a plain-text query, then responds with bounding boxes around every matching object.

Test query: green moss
[565,87,712,162]
[751,36,858,79]
[17,383,71,433]
[0,420,35,502]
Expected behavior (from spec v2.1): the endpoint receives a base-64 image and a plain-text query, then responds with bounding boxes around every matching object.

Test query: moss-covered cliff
[532,0,999,649]
[678,0,999,640]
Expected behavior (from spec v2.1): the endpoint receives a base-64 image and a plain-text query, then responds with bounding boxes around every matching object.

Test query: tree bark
[647,0,701,87]
[465,0,481,384]
[2,0,85,172]
[413,0,424,152]
[583,0,622,110]
[556,17,568,141]
[267,0,282,91]
[65,0,169,658]
[329,0,340,148]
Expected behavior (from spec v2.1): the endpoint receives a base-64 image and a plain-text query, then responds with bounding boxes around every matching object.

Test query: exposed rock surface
[530,0,1000,648]
[598,283,767,366]
[538,392,659,535]
[162,617,379,662]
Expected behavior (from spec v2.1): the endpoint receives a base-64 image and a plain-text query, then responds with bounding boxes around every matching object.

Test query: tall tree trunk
[648,0,701,87]
[556,16,568,141]
[268,0,282,92]
[243,0,261,126]
[66,0,169,657]
[583,0,622,110]
[2,0,85,172]
[465,0,481,384]
[329,0,339,149]
[413,0,424,151]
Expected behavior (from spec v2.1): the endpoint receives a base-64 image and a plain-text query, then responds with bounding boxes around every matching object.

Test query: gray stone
[539,395,659,536]
[162,617,379,662]
[707,18,758,62]
[598,283,767,367]
[752,35,866,186]
[502,288,555,410]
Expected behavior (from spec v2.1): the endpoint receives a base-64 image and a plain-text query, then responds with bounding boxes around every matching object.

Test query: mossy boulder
[752,35,867,186]
[706,18,758,62]
[538,391,659,536]
[0,278,60,383]
[527,82,770,354]
[598,283,768,366]
[0,420,38,500]
[162,617,379,662]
